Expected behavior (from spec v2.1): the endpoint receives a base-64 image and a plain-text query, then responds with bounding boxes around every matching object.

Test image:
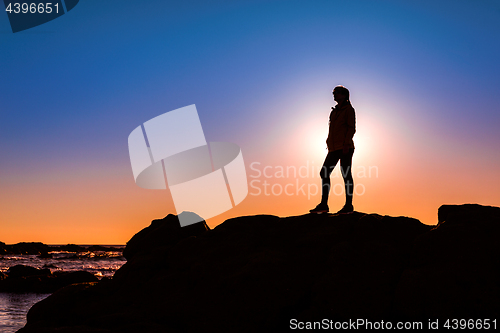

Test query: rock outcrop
[0,242,50,255]
[394,204,500,319]
[18,204,500,332]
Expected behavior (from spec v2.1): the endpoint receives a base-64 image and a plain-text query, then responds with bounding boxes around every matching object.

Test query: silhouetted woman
[310,85,355,214]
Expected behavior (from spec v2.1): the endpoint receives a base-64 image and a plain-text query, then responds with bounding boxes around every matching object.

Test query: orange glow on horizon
[1,86,499,244]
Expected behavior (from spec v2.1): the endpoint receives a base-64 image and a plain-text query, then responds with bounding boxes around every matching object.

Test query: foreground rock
[394,204,500,318]
[19,204,500,332]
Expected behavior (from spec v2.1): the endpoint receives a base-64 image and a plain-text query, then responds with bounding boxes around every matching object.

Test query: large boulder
[122,212,209,260]
[19,211,430,332]
[18,205,500,332]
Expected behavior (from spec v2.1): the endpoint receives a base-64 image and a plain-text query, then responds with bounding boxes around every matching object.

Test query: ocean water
[0,293,50,333]
[0,247,126,332]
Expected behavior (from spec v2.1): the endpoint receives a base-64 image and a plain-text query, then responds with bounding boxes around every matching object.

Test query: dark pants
[320,148,354,205]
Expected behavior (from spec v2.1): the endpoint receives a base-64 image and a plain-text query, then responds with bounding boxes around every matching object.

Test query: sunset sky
[1,0,499,244]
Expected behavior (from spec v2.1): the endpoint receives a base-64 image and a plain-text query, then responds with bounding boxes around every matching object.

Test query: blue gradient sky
[1,0,499,243]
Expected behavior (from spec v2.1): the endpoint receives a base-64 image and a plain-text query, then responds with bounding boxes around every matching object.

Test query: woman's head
[332,85,350,103]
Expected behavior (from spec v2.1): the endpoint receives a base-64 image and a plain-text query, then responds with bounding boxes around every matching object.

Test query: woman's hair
[333,85,350,101]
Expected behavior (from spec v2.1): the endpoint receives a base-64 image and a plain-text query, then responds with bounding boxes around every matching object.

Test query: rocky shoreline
[15,204,500,332]
[0,265,99,293]
[0,244,123,293]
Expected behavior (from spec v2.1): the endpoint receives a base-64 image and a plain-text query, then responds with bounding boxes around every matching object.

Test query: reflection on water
[0,252,125,278]
[0,293,50,333]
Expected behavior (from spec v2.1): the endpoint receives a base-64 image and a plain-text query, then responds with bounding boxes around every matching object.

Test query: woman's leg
[320,150,342,205]
[340,148,354,206]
